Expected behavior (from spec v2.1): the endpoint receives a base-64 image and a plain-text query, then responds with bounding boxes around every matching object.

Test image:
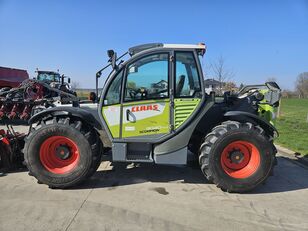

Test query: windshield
[37,73,60,82]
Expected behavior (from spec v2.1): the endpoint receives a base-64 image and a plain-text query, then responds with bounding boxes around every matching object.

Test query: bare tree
[223,81,238,92]
[70,81,80,91]
[296,72,308,98]
[281,90,296,98]
[210,55,234,94]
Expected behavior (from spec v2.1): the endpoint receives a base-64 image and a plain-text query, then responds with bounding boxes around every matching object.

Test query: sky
[0,0,307,90]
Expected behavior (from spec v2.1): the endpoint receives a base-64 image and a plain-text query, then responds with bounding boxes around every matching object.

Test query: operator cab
[36,71,61,83]
[98,43,207,164]
[36,70,71,85]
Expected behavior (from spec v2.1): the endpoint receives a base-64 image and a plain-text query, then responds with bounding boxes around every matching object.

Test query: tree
[210,55,235,94]
[281,90,296,98]
[295,72,308,98]
[70,81,80,91]
[223,81,238,92]
[127,81,136,89]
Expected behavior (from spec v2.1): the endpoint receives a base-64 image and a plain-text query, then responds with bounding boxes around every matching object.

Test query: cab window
[124,53,169,102]
[175,52,201,98]
[104,70,123,105]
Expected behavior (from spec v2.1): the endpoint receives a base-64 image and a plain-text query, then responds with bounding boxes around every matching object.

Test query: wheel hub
[55,145,71,160]
[39,136,80,174]
[221,141,261,179]
[229,150,244,164]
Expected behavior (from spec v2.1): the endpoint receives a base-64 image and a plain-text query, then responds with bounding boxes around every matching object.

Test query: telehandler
[23,43,281,192]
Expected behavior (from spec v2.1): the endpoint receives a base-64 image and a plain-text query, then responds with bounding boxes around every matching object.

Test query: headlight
[50,82,56,88]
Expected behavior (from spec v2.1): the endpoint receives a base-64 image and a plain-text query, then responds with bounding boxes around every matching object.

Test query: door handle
[126,109,130,121]
[126,109,136,123]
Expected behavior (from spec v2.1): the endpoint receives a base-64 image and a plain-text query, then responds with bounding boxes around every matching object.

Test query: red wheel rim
[221,141,260,179]
[39,136,80,174]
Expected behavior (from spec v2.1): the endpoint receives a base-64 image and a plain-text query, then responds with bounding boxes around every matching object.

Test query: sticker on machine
[125,126,135,131]
[123,102,166,123]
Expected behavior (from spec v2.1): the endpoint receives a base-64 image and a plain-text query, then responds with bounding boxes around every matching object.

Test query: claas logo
[131,104,159,112]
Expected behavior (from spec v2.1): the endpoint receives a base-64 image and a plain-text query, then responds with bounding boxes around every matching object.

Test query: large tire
[24,116,102,188]
[199,121,276,193]
[0,87,10,92]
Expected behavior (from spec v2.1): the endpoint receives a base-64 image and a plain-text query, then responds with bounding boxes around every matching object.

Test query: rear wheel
[0,87,10,93]
[199,121,276,193]
[24,116,102,188]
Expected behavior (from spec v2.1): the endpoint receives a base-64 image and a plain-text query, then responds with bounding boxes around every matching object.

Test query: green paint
[102,104,121,138]
[122,100,170,138]
[258,104,276,125]
[174,98,201,129]
[102,98,201,138]
[258,89,277,125]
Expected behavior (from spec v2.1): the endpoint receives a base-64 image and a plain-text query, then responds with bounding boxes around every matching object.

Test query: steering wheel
[127,87,148,100]
[138,87,148,99]
[128,88,138,99]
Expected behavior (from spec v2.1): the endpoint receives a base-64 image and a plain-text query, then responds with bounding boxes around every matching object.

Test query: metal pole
[277,99,282,118]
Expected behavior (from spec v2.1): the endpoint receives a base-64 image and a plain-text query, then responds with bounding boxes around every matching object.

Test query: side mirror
[107,50,114,58]
[68,78,71,84]
[107,50,117,69]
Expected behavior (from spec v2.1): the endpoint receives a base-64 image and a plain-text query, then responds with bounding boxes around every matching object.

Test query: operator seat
[176,75,185,97]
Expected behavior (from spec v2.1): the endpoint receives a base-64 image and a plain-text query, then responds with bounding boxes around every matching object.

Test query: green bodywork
[102,98,201,139]
[122,99,170,138]
[174,98,201,129]
[102,104,121,138]
[258,89,278,125]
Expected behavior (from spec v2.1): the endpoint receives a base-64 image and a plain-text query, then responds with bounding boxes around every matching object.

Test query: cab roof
[128,43,206,56]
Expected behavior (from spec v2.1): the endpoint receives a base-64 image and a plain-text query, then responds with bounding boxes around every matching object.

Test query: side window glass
[175,52,201,98]
[125,53,169,101]
[104,70,123,105]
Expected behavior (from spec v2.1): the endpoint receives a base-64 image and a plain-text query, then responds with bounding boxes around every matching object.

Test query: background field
[276,98,308,157]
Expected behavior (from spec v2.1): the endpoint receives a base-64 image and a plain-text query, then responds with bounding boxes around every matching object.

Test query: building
[204,79,221,94]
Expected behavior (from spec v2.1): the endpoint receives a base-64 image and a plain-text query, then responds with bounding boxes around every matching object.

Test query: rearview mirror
[107,50,114,58]
[129,65,138,74]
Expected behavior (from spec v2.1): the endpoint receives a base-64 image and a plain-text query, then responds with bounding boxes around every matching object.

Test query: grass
[76,90,92,100]
[275,98,308,157]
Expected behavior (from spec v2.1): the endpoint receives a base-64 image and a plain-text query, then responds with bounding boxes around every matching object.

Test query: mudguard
[28,107,102,130]
[224,111,279,138]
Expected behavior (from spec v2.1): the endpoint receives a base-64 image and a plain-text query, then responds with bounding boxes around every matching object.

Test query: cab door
[173,51,203,130]
[121,53,171,139]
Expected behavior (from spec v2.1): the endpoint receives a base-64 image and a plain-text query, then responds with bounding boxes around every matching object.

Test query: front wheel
[199,121,276,193]
[24,117,102,188]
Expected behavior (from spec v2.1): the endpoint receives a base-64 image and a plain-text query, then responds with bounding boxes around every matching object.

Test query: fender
[224,111,279,138]
[28,107,102,130]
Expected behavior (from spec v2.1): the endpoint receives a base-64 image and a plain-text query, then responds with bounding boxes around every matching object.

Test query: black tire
[199,121,276,193]
[0,87,10,93]
[23,116,103,188]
